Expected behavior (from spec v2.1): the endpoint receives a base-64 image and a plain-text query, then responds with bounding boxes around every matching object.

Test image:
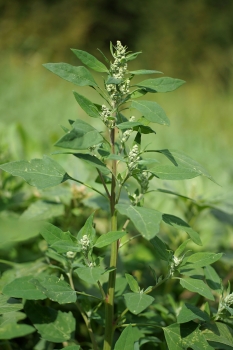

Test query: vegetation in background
[0,41,233,350]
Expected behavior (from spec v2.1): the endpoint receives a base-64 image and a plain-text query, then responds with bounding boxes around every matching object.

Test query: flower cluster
[100,104,115,129]
[120,116,135,144]
[107,41,130,103]
[119,78,130,95]
[79,235,90,252]
[66,251,76,259]
[170,255,183,276]
[138,171,149,194]
[217,291,233,318]
[111,41,127,79]
[128,144,140,172]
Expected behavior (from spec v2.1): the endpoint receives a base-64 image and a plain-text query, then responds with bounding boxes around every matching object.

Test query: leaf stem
[68,176,109,200]
[97,169,111,199]
[98,280,107,300]
[103,127,118,350]
[117,323,162,329]
[76,291,103,301]
[119,234,141,248]
[67,270,99,350]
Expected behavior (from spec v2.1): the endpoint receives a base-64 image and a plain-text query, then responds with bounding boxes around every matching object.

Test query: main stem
[103,127,118,350]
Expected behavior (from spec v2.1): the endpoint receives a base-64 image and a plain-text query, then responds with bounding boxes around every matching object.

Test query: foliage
[0,41,233,350]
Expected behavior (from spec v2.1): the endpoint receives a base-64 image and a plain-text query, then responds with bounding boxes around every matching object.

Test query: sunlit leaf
[156,149,214,182]
[3,276,47,300]
[136,77,185,92]
[162,214,202,246]
[25,301,75,343]
[73,91,100,118]
[94,231,126,248]
[0,295,23,314]
[125,274,140,293]
[0,156,68,189]
[185,252,222,269]
[179,278,214,300]
[131,100,170,125]
[71,49,109,72]
[40,222,80,253]
[150,236,171,261]
[204,265,222,293]
[0,312,35,340]
[114,324,140,350]
[177,303,210,323]
[55,119,103,150]
[43,63,97,87]
[74,266,105,284]
[124,293,154,315]
[150,164,200,180]
[130,70,163,75]
[31,275,77,304]
[203,321,233,348]
[116,204,162,240]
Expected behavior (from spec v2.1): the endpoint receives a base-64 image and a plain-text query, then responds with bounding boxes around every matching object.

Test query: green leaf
[74,266,105,284]
[175,239,191,258]
[163,323,183,350]
[177,303,210,323]
[73,91,100,118]
[204,265,222,293]
[24,301,75,343]
[106,76,122,84]
[150,164,200,180]
[131,100,170,125]
[114,324,138,350]
[71,49,109,72]
[185,252,223,269]
[0,156,68,189]
[150,236,171,261]
[130,89,148,99]
[136,77,185,93]
[3,276,47,300]
[203,322,233,348]
[0,312,35,340]
[94,231,126,248]
[77,212,96,242]
[55,119,103,150]
[156,149,214,182]
[126,51,142,61]
[40,222,80,253]
[125,274,140,293]
[31,275,77,304]
[138,158,159,166]
[73,153,110,175]
[162,214,202,246]
[163,322,214,350]
[0,295,23,314]
[130,70,163,75]
[124,293,154,315]
[117,121,143,129]
[117,121,156,135]
[181,322,214,350]
[179,278,214,300]
[43,63,97,87]
[115,204,163,240]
